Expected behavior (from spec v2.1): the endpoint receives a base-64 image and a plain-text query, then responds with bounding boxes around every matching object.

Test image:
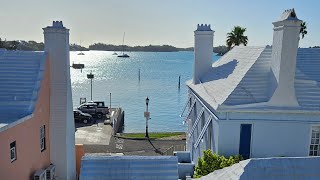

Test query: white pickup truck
[77,101,109,119]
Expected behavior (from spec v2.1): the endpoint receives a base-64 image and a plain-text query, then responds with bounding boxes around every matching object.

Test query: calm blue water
[70,51,219,133]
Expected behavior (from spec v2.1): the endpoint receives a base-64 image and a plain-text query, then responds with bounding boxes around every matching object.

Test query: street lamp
[87,71,94,100]
[144,97,150,138]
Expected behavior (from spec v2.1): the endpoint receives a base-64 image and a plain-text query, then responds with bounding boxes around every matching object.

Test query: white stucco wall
[218,119,316,158]
[187,89,320,162]
[186,92,219,163]
[218,121,241,156]
[251,121,310,157]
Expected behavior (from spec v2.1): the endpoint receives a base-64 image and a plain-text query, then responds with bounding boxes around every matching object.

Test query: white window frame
[40,125,46,152]
[309,126,320,156]
[10,141,16,162]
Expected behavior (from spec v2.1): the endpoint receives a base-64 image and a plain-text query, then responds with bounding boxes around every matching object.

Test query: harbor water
[70,51,219,133]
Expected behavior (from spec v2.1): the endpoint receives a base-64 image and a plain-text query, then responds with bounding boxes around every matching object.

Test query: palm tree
[300,21,307,39]
[226,26,248,50]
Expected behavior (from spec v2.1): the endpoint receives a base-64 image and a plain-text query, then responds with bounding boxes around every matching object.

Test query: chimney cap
[279,8,300,21]
[196,24,212,31]
[45,21,66,29]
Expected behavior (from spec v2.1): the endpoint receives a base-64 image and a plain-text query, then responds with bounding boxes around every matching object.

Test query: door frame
[238,123,253,159]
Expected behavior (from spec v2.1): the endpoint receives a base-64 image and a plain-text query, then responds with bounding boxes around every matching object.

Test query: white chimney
[43,21,76,180]
[193,24,214,84]
[269,9,302,106]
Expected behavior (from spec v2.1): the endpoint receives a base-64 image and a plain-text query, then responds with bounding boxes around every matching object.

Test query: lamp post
[144,97,150,138]
[87,71,94,100]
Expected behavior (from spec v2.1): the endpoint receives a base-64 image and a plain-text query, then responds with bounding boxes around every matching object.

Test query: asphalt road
[84,136,185,156]
[75,120,186,156]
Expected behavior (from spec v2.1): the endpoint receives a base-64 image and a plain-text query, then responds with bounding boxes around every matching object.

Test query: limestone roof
[0,49,46,130]
[187,46,320,112]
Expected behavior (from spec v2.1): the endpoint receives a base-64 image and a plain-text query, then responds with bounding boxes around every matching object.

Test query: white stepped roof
[197,157,320,180]
[0,50,46,130]
[80,155,178,180]
[187,46,320,112]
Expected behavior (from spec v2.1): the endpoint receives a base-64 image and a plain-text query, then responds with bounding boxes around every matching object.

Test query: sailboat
[118,32,130,58]
[77,40,85,55]
[78,51,85,55]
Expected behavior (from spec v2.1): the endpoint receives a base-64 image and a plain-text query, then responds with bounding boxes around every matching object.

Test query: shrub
[194,149,243,178]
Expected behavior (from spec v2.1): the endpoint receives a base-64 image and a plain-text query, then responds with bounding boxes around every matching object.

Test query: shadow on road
[147,138,163,155]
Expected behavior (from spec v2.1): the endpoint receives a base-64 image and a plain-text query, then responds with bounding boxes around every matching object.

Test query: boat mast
[122,32,125,55]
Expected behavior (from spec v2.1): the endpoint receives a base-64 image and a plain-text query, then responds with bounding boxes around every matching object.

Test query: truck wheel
[83,119,88,124]
[97,113,103,119]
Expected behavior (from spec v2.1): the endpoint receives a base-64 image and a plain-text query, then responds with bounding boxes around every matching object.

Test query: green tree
[226,26,248,50]
[300,21,307,39]
[6,41,19,50]
[194,149,243,178]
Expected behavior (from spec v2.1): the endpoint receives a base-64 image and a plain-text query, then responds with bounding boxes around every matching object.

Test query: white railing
[163,144,186,156]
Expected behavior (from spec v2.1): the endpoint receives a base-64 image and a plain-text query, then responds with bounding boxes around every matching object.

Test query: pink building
[0,21,76,180]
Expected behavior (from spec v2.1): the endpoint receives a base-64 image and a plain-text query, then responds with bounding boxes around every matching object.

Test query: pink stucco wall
[0,58,51,180]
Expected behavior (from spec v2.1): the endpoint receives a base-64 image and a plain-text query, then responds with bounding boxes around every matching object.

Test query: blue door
[239,124,252,159]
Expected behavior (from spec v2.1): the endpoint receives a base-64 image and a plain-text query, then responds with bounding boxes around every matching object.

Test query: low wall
[76,144,85,179]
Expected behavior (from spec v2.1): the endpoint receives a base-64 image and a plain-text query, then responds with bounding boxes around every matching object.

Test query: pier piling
[138,68,141,81]
[178,75,181,89]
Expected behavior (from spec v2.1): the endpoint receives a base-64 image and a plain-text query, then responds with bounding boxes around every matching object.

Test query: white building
[185,9,320,162]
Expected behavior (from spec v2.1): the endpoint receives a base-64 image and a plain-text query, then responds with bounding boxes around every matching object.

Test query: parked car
[77,101,109,119]
[73,109,92,124]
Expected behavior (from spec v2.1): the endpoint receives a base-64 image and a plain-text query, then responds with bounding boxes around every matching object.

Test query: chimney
[43,21,76,179]
[269,9,302,106]
[193,24,214,84]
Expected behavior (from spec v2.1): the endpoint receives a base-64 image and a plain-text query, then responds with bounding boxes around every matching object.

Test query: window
[309,126,320,156]
[10,141,16,162]
[40,125,46,152]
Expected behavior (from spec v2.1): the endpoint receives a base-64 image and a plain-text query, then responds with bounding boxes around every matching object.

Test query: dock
[75,107,125,145]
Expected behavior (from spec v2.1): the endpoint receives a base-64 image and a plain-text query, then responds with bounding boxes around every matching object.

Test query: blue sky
[0,0,319,47]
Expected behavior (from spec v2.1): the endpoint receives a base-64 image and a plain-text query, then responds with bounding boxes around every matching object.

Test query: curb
[113,135,157,140]
[113,135,186,141]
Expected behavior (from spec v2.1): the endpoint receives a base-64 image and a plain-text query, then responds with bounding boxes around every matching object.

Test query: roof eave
[217,103,320,114]
[0,114,34,133]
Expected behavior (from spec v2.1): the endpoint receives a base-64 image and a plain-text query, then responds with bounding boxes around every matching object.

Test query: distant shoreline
[1,39,228,55]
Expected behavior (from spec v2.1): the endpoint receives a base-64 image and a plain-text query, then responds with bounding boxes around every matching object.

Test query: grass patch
[120,132,185,139]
